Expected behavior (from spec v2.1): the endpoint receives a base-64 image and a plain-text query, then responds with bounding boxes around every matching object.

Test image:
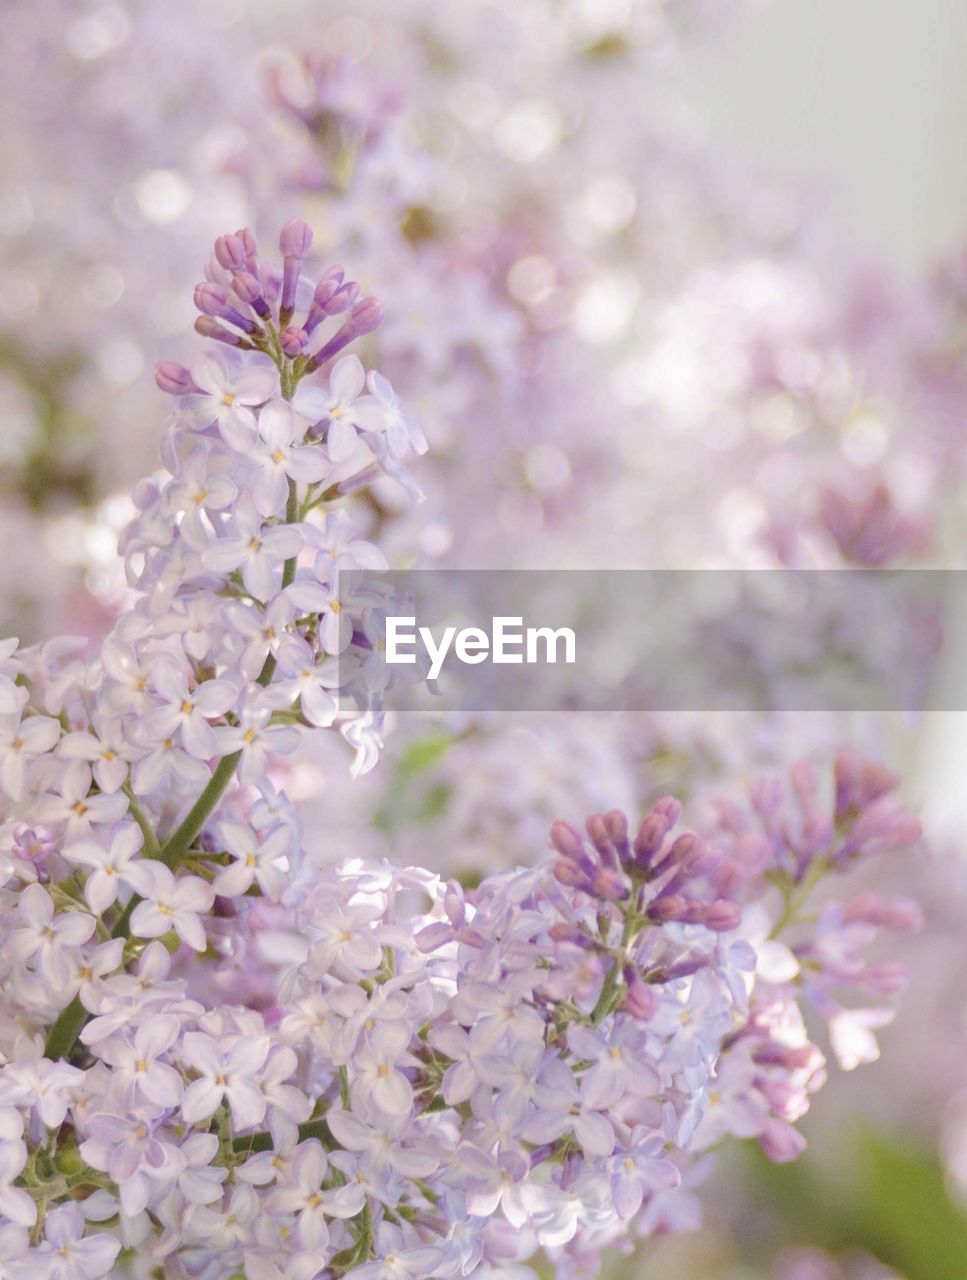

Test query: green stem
[768,855,831,941]
[123,785,162,857]
[157,749,243,872]
[590,909,639,1026]
[231,1116,334,1155]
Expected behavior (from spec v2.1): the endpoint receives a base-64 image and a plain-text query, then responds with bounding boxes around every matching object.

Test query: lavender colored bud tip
[648,894,688,924]
[154,361,196,395]
[326,281,360,315]
[313,276,342,311]
[604,810,629,843]
[194,316,241,347]
[214,233,247,272]
[550,820,585,861]
[654,795,683,825]
[548,922,594,950]
[350,297,383,335]
[194,281,228,316]
[232,272,263,304]
[280,326,309,356]
[552,858,590,891]
[634,814,667,865]
[280,218,314,260]
[702,899,742,932]
[666,833,703,870]
[591,867,630,901]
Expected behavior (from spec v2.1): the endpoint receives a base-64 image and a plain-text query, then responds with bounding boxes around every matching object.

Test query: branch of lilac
[0,222,921,1279]
[43,224,370,1064]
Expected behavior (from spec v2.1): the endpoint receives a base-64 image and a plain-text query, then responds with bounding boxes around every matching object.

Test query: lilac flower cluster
[691,755,923,1164]
[0,225,923,1278]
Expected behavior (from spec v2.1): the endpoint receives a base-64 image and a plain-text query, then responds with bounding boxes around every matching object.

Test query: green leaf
[375,732,457,831]
[397,732,457,777]
[744,1127,967,1280]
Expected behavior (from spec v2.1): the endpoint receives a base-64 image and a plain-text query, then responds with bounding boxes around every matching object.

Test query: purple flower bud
[327,280,360,315]
[315,268,346,304]
[305,273,358,336]
[194,281,227,317]
[214,233,247,272]
[659,837,719,895]
[843,892,922,931]
[194,282,258,334]
[548,922,594,949]
[238,226,259,274]
[306,297,384,371]
[754,1043,817,1071]
[701,899,742,932]
[232,272,271,319]
[334,463,381,496]
[661,956,710,980]
[154,361,198,395]
[550,820,585,861]
[621,967,658,1019]
[666,833,700,867]
[552,857,592,892]
[834,751,898,819]
[351,296,383,333]
[654,796,683,826]
[604,809,630,859]
[279,218,314,261]
[633,814,669,870]
[647,893,689,924]
[280,219,314,317]
[280,326,309,357]
[590,866,630,902]
[319,265,345,290]
[678,901,708,926]
[585,814,618,868]
[194,316,249,348]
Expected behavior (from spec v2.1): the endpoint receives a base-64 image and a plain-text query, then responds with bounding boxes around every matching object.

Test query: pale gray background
[686,0,967,273]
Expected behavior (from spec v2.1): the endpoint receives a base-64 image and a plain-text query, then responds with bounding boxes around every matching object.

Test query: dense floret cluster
[0,226,922,1278]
